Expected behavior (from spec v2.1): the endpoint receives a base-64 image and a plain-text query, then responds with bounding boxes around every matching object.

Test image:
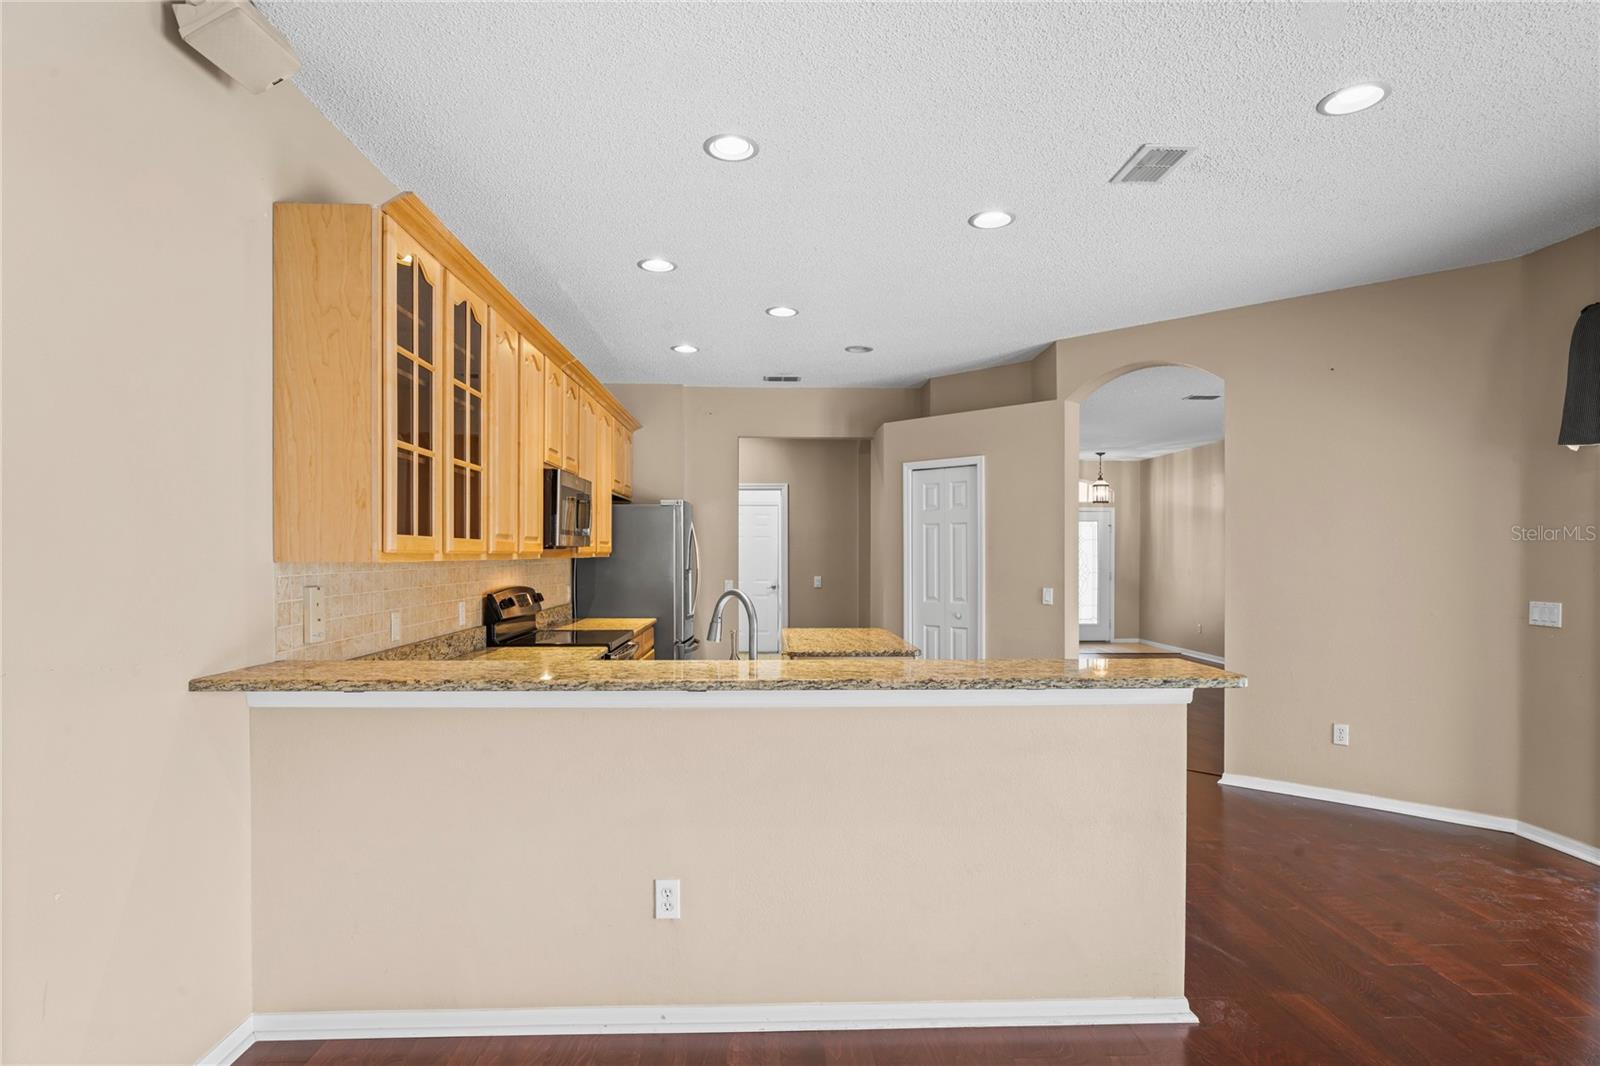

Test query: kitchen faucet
[706,587,759,661]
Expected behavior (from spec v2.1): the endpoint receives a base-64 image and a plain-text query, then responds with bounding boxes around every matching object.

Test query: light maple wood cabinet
[272,194,638,563]
[562,375,582,473]
[542,361,565,470]
[486,310,521,557]
[517,336,546,555]
[575,391,598,557]
[594,409,614,556]
[611,420,633,500]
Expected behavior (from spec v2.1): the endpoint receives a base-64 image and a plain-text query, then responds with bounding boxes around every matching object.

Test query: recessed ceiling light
[671,344,698,354]
[1316,82,1387,116]
[844,345,873,354]
[637,258,676,272]
[765,306,798,318]
[704,134,758,162]
[968,210,1014,230]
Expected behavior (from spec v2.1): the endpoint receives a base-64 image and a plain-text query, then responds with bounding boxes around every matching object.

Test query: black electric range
[484,586,640,659]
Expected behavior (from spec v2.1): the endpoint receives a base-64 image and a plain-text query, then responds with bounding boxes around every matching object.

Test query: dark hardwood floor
[239,774,1600,1066]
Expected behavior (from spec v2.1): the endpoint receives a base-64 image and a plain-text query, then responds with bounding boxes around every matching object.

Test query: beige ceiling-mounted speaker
[172,0,299,93]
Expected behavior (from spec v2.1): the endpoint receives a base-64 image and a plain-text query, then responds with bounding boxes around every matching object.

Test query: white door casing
[1078,507,1114,642]
[737,485,787,654]
[903,458,985,660]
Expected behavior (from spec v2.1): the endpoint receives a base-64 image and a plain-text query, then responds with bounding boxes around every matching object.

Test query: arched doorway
[1073,364,1227,774]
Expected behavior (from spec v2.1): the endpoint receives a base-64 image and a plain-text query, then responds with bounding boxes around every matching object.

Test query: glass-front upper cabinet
[382,218,443,557]
[443,272,488,555]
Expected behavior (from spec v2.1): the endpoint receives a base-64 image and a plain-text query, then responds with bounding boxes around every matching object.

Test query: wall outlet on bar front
[303,586,326,644]
[458,600,467,627]
[654,878,681,920]
[1332,723,1351,747]
[390,611,402,642]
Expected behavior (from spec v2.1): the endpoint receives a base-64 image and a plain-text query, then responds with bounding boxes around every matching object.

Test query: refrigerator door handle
[686,521,700,622]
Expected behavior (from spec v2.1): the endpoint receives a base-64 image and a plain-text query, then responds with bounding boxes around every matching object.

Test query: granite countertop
[551,617,656,638]
[781,627,920,658]
[189,655,1245,693]
[464,646,607,664]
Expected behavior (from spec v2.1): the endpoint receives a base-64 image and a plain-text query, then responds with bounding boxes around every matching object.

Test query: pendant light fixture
[1089,452,1114,505]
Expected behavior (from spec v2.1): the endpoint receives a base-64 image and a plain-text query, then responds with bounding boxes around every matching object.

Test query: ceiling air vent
[1183,393,1221,401]
[763,375,801,383]
[1110,144,1192,184]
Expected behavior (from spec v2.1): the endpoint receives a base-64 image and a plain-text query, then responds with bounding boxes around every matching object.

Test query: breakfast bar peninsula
[192,653,1244,1038]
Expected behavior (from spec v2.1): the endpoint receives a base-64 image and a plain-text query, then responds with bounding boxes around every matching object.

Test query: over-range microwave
[544,468,592,549]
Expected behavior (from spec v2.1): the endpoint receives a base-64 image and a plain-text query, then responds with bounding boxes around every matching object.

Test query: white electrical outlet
[653,878,681,920]
[1332,723,1350,746]
[1042,587,1054,606]
[303,586,326,644]
[724,579,735,592]
[458,600,467,627]
[390,611,403,642]
[1529,601,1564,628]
[813,575,823,588]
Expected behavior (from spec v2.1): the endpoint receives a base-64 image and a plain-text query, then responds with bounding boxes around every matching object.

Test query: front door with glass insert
[1078,508,1114,642]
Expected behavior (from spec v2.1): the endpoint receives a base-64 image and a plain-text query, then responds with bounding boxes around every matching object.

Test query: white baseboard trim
[1219,774,1600,867]
[195,1016,255,1066]
[202,998,1196,1059]
[1132,639,1225,666]
[1512,820,1600,867]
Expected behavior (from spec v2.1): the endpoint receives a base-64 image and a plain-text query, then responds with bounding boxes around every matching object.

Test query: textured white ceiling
[1079,366,1225,460]
[260,2,1600,389]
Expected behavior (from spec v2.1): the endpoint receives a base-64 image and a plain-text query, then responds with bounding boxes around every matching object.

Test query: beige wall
[1077,459,1145,639]
[924,359,1038,416]
[605,386,925,655]
[1516,230,1600,847]
[872,402,1077,658]
[1139,443,1225,657]
[0,3,398,1061]
[739,438,871,628]
[1045,244,1597,832]
[251,701,1188,1011]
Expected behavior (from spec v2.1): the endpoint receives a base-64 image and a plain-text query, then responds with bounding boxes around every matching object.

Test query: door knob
[953,611,964,620]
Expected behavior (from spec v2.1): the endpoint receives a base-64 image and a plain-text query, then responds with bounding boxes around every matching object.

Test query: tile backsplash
[274,559,571,660]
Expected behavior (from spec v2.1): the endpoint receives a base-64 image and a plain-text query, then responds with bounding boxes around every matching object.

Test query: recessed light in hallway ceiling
[671,344,698,354]
[845,346,874,354]
[765,306,798,318]
[968,210,1014,230]
[1316,82,1388,115]
[637,258,676,272]
[703,134,758,162]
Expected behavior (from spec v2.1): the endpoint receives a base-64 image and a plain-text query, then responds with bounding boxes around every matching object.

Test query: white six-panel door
[905,460,984,659]
[737,486,786,654]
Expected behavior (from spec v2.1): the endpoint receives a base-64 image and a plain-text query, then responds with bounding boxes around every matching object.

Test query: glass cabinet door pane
[454,386,467,460]
[469,468,482,540]
[396,356,414,445]
[396,452,414,537]
[453,466,467,537]
[416,271,433,365]
[416,454,432,536]
[469,312,482,389]
[416,366,432,451]
[453,302,467,380]
[469,393,481,465]
[395,260,413,350]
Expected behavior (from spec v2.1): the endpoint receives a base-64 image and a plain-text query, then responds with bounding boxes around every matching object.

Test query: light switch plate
[1529,601,1564,628]
[303,586,326,644]
[1041,587,1055,606]
[813,575,823,588]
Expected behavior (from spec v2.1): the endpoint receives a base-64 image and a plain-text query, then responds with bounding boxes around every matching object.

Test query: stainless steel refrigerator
[574,500,701,659]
